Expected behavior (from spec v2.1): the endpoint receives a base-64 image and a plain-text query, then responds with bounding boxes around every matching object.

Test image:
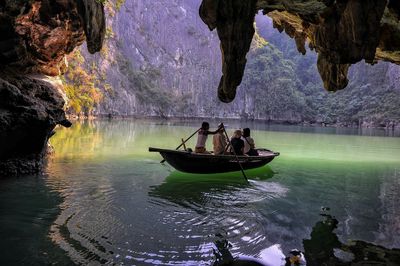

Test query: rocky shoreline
[68,114,400,130]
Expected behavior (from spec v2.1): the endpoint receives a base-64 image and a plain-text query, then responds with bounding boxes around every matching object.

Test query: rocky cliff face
[74,0,399,127]
[74,0,231,118]
[107,0,223,116]
[200,0,400,102]
[0,0,105,176]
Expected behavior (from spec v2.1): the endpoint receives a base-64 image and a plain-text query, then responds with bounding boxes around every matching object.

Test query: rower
[195,122,222,153]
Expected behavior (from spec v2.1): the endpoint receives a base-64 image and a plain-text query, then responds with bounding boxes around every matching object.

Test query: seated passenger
[242,128,258,156]
[213,127,227,155]
[195,122,221,153]
[230,129,244,155]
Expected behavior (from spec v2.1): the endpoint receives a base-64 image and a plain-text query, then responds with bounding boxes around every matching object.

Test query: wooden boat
[149,147,279,174]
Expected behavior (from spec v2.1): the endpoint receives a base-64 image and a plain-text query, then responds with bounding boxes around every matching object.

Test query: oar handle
[160,127,201,163]
[220,123,248,182]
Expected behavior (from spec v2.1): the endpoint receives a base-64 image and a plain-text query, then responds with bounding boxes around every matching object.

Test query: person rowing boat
[149,122,280,175]
[195,122,223,154]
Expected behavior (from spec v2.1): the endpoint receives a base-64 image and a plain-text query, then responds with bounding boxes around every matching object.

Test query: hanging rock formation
[200,0,258,102]
[0,0,105,176]
[200,0,400,102]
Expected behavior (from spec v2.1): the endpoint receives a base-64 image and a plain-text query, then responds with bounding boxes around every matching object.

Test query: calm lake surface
[1,120,399,265]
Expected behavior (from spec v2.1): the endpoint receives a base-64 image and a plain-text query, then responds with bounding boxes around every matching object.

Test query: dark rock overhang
[200,0,400,103]
[0,0,105,75]
[0,0,105,176]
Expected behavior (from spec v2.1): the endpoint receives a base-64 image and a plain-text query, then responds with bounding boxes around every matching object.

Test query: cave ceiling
[200,0,400,102]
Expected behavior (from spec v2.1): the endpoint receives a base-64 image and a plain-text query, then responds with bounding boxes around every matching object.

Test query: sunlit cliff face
[200,0,400,102]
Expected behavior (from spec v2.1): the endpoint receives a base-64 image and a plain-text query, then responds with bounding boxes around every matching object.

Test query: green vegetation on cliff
[118,57,173,115]
[62,50,103,116]
[242,42,400,125]
[241,44,310,121]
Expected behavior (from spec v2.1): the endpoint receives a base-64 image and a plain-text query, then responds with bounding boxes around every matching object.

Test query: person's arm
[207,124,224,135]
[207,127,222,135]
[249,137,255,149]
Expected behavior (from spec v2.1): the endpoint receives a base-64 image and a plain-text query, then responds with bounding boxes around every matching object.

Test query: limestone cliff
[69,0,225,118]
[0,0,105,176]
[73,0,399,127]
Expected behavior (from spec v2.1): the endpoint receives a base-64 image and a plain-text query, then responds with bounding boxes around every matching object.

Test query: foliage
[115,0,126,11]
[241,44,312,120]
[243,35,400,124]
[105,26,114,39]
[251,24,268,50]
[62,50,103,116]
[118,57,176,116]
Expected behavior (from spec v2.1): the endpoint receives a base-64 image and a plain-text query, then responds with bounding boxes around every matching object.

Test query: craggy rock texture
[78,0,106,54]
[201,0,400,102]
[0,0,105,75]
[0,74,71,176]
[200,0,258,102]
[0,0,105,176]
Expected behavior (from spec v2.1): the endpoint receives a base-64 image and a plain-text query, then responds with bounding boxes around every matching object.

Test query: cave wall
[0,0,105,176]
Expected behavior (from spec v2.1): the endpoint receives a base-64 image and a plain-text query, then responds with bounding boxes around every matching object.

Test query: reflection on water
[148,167,278,209]
[1,119,400,265]
[0,176,73,265]
[212,212,400,266]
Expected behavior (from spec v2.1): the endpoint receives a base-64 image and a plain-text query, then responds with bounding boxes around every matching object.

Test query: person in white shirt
[195,122,221,153]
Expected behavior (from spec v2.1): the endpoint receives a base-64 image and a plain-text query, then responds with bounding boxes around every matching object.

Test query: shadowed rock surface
[0,74,70,176]
[201,0,400,102]
[200,0,258,102]
[0,0,105,176]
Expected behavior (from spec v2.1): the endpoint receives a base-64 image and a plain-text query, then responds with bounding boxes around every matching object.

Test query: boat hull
[149,147,279,174]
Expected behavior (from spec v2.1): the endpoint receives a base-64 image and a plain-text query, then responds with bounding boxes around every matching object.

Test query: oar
[181,138,187,150]
[160,128,201,163]
[220,123,248,183]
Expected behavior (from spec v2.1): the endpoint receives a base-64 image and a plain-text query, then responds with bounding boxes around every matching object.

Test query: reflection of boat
[148,166,275,210]
[149,147,279,174]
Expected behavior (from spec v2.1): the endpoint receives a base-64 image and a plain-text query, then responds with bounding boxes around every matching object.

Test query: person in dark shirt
[230,129,244,155]
[242,128,258,156]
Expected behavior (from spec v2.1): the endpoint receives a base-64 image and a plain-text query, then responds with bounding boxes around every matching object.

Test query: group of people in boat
[194,122,258,156]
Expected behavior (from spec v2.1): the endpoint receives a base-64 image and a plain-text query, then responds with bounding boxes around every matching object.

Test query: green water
[0,120,399,265]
